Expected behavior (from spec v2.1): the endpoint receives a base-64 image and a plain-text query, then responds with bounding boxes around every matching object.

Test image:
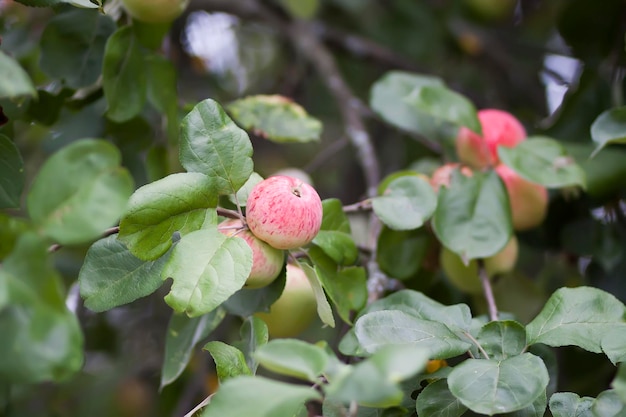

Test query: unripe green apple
[246,175,323,250]
[456,109,526,169]
[440,236,519,294]
[495,164,548,231]
[255,263,317,338]
[430,163,473,193]
[120,0,189,23]
[218,219,285,289]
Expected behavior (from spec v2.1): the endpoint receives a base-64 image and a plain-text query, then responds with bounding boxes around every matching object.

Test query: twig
[463,331,490,360]
[342,199,372,213]
[216,207,241,219]
[478,260,498,321]
[183,393,214,417]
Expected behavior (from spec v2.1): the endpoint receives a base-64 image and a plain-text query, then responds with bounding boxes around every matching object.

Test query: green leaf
[370,71,446,139]
[592,390,626,417]
[372,176,437,230]
[377,227,433,281]
[526,286,626,354]
[612,364,626,404]
[78,234,169,312]
[199,376,321,417]
[180,99,254,194]
[448,353,549,415]
[549,392,594,417]
[162,228,253,317]
[416,379,468,417]
[118,172,217,261]
[476,320,527,360]
[590,107,626,156]
[0,214,31,260]
[103,26,147,122]
[228,172,263,208]
[432,169,512,260]
[504,390,547,417]
[27,139,134,245]
[40,9,115,89]
[254,339,328,382]
[301,262,335,328]
[320,199,351,233]
[0,134,25,209]
[354,310,472,358]
[0,234,83,383]
[160,308,226,388]
[224,266,286,317]
[404,83,480,133]
[601,325,626,364]
[0,50,36,99]
[312,230,358,265]
[236,316,269,374]
[227,95,322,143]
[204,341,252,382]
[326,345,429,408]
[498,137,587,189]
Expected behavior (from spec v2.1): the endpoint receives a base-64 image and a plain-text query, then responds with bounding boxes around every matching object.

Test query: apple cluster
[431,109,548,293]
[218,175,323,337]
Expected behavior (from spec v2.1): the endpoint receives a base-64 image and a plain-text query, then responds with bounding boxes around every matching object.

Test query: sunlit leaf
[162,228,253,317]
[227,95,322,143]
[180,99,253,194]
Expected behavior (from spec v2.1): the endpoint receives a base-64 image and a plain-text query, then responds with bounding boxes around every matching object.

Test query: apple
[255,263,318,338]
[246,175,323,250]
[218,219,285,289]
[495,164,548,231]
[440,236,519,294]
[456,109,526,169]
[120,0,189,23]
[430,163,473,193]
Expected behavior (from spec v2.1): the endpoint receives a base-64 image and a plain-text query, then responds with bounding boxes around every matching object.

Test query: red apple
[120,0,189,23]
[456,109,526,169]
[218,219,285,289]
[440,236,519,294]
[495,164,548,231]
[430,163,473,193]
[255,263,317,338]
[246,175,323,250]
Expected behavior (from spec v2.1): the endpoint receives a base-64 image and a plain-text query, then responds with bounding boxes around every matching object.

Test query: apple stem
[291,182,303,198]
[478,260,499,321]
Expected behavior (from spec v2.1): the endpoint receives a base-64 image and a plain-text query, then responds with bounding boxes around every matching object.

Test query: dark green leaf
[321,198,351,233]
[476,320,527,360]
[526,286,626,355]
[199,376,321,417]
[227,95,322,143]
[549,392,594,417]
[0,134,24,209]
[223,266,286,317]
[432,169,512,260]
[312,230,358,265]
[448,353,549,415]
[27,139,134,245]
[354,310,472,358]
[118,172,217,261]
[498,137,586,189]
[372,176,437,230]
[78,234,169,312]
[180,99,253,194]
[160,308,226,388]
[254,339,328,381]
[162,228,253,317]
[0,50,36,99]
[377,227,433,281]
[0,214,31,260]
[103,27,147,122]
[204,341,252,382]
[40,9,115,88]
[416,379,468,417]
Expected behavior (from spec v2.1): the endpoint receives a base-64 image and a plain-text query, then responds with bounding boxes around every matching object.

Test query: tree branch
[478,260,498,321]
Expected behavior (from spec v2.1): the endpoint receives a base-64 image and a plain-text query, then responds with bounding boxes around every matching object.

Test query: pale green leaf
[590,107,626,156]
[300,262,335,328]
[549,392,594,417]
[0,50,36,99]
[254,339,328,382]
[372,175,437,230]
[204,341,252,382]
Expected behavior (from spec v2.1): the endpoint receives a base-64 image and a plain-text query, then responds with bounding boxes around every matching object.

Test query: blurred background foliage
[1,0,626,415]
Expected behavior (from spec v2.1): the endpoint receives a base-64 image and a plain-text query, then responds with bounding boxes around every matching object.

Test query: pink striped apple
[246,175,323,250]
[456,109,526,169]
[218,219,285,289]
[495,164,548,231]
